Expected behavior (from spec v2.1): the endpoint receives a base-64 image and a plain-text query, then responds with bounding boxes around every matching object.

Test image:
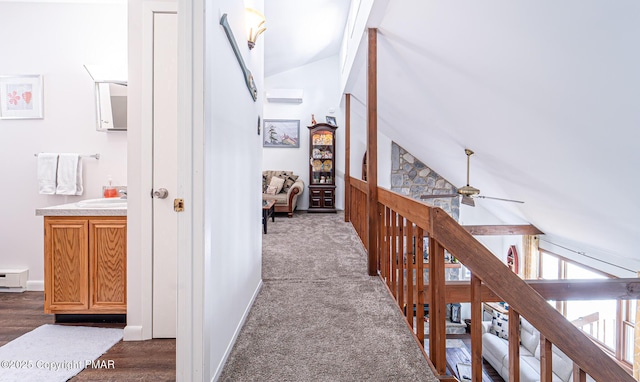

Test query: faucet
[119,190,127,199]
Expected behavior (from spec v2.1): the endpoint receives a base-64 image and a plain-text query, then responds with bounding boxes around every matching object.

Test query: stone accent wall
[391,142,460,222]
[391,142,463,283]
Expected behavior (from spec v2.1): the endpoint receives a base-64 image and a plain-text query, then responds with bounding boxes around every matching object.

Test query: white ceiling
[263,0,351,77]
[266,1,640,273]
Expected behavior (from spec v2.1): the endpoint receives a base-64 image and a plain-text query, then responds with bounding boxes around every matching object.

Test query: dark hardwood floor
[0,291,175,381]
[449,334,505,382]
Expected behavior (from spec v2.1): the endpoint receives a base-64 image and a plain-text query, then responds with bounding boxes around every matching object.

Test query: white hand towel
[37,153,58,195]
[56,153,84,195]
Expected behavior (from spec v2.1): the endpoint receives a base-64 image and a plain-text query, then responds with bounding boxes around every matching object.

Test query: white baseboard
[26,280,44,291]
[123,325,145,341]
[211,279,263,381]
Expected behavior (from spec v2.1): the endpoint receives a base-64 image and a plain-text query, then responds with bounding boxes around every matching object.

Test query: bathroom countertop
[36,201,127,217]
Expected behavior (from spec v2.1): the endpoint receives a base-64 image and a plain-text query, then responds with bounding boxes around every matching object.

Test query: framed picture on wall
[0,75,44,119]
[263,119,300,148]
[326,115,337,126]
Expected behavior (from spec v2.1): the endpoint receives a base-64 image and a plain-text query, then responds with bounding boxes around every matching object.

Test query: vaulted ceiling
[265,1,640,274]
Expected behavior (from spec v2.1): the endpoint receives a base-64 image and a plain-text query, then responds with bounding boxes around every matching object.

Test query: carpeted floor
[219,212,438,381]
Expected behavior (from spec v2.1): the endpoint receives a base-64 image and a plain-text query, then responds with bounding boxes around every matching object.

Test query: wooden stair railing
[347,177,635,382]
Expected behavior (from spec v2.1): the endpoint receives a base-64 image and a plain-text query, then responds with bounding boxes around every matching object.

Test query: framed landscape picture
[0,75,43,119]
[263,119,300,148]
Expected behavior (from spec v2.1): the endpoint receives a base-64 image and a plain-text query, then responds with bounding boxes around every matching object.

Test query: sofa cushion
[482,332,508,367]
[269,176,285,194]
[262,192,288,205]
[535,344,574,382]
[281,172,299,192]
[490,311,509,340]
[265,185,278,195]
[520,318,540,355]
[263,170,288,185]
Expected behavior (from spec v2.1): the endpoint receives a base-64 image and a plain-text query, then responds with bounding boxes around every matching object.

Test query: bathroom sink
[76,198,127,208]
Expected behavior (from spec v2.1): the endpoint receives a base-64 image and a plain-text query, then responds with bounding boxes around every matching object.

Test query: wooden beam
[344,93,351,222]
[442,278,640,303]
[366,28,378,276]
[571,312,599,327]
[523,278,640,301]
[462,224,543,236]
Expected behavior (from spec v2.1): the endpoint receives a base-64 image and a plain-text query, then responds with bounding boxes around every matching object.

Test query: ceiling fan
[420,149,524,207]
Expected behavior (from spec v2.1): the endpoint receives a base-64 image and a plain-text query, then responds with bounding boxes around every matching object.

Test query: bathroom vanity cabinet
[43,216,126,314]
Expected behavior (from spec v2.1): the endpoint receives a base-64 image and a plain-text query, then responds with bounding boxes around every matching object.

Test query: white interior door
[152,11,178,338]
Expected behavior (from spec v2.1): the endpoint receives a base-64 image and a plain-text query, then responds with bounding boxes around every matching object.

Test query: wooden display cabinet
[308,123,337,213]
[44,216,126,314]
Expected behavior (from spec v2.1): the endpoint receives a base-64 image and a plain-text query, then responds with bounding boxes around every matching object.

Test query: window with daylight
[537,250,635,367]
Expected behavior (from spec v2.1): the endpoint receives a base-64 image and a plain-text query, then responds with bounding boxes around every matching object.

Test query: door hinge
[174,198,184,212]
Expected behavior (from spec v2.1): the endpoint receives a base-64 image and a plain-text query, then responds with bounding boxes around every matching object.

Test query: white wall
[0,2,127,287]
[264,56,345,210]
[205,0,264,379]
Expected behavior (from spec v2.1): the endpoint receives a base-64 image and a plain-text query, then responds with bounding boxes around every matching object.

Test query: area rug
[0,324,122,382]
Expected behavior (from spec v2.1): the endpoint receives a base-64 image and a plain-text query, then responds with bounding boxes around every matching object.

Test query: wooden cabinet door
[44,218,89,313]
[89,218,127,313]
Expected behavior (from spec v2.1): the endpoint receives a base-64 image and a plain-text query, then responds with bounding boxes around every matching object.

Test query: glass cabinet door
[311,131,334,185]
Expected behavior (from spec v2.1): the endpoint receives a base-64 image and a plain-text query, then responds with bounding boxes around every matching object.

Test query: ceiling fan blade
[420,194,458,199]
[461,195,475,207]
[476,195,524,204]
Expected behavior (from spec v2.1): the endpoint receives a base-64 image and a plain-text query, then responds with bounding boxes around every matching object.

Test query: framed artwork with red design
[0,75,43,119]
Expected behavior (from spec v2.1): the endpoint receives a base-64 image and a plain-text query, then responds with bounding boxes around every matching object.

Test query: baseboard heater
[0,269,28,292]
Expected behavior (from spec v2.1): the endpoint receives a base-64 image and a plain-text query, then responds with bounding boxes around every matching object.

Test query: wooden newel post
[344,93,351,222]
[366,28,378,276]
[470,274,483,382]
[429,238,446,374]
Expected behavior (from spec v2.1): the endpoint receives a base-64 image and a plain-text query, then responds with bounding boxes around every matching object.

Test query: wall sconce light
[246,8,266,50]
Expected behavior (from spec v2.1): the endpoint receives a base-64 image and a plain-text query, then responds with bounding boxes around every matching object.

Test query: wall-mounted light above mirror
[84,64,127,132]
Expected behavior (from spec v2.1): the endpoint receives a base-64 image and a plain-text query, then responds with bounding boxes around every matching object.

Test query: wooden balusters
[416,226,425,345]
[470,274,483,382]
[377,203,385,273]
[573,364,587,382]
[429,238,446,374]
[397,218,404,309]
[345,178,634,382]
[390,210,398,299]
[406,219,414,329]
[509,309,521,382]
[540,334,552,382]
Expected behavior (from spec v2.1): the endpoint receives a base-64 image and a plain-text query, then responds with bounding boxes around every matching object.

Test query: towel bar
[34,153,100,160]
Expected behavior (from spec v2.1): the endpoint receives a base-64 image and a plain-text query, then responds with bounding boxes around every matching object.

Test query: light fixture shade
[246,8,266,49]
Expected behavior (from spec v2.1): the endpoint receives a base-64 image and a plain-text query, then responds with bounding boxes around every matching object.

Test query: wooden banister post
[509,309,521,382]
[344,93,351,222]
[429,238,446,374]
[416,227,425,345]
[470,274,483,382]
[573,364,587,382]
[540,334,552,382]
[406,220,414,328]
[366,28,378,276]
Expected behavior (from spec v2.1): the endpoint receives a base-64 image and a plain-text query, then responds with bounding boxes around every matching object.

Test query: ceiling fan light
[461,196,475,207]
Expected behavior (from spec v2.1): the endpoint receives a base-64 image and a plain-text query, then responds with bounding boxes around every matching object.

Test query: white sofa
[482,315,594,382]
